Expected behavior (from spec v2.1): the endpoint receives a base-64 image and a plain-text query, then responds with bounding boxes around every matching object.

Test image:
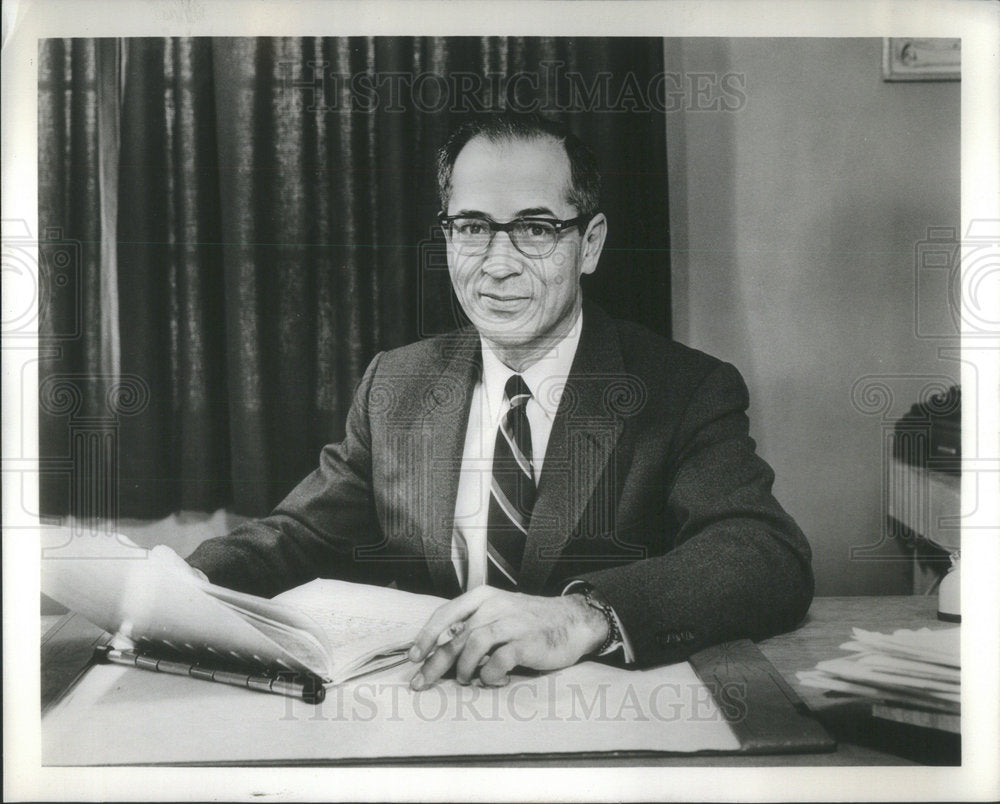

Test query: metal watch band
[581,586,622,655]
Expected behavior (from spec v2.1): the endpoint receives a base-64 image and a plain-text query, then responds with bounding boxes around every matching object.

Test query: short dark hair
[436,112,601,218]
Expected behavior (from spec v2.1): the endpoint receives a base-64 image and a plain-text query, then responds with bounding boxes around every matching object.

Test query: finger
[479,643,519,687]
[455,620,514,684]
[409,586,491,661]
[410,632,465,690]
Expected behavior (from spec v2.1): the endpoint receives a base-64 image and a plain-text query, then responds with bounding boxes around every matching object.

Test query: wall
[664,39,960,595]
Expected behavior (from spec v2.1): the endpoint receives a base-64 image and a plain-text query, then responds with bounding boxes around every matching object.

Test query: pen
[408,620,466,663]
[436,620,466,648]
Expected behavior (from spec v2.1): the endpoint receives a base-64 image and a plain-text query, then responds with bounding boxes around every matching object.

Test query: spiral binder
[92,645,326,704]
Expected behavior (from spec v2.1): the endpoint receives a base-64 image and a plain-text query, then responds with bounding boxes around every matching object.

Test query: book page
[272,579,447,682]
[274,578,446,623]
[39,528,322,677]
[288,603,416,651]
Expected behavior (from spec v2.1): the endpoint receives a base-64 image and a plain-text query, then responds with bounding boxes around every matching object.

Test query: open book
[40,529,446,699]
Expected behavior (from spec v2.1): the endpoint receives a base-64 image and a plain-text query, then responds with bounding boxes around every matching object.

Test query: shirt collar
[479,309,583,424]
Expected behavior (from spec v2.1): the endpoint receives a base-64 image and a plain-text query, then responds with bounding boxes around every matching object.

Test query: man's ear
[579,213,607,276]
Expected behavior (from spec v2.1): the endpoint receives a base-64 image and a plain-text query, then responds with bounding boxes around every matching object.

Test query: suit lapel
[519,306,626,592]
[413,309,627,596]
[418,330,480,598]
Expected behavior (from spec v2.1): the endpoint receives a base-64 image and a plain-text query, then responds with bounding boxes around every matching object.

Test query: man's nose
[480,230,524,278]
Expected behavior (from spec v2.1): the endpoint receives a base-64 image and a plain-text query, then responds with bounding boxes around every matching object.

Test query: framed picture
[883,37,961,81]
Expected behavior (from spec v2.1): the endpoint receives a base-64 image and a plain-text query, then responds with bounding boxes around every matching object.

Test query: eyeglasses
[438,213,592,259]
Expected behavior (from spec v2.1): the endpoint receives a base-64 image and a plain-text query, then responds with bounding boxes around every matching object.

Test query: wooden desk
[41,596,959,766]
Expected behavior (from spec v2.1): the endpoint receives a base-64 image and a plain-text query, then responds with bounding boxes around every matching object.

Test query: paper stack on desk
[797,627,960,733]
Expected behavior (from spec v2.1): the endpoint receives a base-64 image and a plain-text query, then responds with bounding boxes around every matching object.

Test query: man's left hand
[407,586,608,689]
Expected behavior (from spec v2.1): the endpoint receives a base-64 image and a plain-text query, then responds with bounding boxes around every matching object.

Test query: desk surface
[41,595,959,767]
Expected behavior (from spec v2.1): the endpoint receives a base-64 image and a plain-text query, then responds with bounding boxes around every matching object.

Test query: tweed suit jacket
[188,302,814,667]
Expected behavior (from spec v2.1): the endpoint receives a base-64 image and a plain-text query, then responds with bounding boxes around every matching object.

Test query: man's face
[444,135,606,360]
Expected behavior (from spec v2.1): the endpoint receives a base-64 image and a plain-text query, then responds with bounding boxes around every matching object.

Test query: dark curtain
[39,36,670,520]
[38,39,116,523]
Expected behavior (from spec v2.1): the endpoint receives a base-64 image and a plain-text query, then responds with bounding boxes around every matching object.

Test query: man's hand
[406,586,608,689]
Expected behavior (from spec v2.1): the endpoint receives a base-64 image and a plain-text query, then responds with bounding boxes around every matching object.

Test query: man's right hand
[406,585,608,689]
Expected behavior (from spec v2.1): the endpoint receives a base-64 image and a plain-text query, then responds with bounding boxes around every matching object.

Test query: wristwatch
[580,584,623,656]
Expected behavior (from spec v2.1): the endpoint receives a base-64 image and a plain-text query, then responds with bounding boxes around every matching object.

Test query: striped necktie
[486,374,536,590]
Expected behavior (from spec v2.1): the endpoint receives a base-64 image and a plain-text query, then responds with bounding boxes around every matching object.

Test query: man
[187,113,814,690]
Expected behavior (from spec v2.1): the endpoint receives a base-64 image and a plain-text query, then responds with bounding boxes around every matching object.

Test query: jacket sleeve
[186,352,390,598]
[574,361,815,667]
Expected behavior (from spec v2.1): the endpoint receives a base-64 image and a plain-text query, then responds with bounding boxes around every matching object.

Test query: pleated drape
[39,36,670,519]
[38,39,114,521]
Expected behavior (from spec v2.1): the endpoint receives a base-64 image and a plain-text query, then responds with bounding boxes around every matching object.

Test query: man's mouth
[480,292,530,303]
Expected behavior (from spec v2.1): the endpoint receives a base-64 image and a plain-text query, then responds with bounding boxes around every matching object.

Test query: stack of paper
[797,627,960,730]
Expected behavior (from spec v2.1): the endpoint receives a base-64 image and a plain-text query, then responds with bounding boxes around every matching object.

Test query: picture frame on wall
[882,37,961,81]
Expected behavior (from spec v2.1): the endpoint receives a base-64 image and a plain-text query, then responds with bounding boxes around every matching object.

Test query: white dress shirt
[449,310,634,662]
[451,310,582,590]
